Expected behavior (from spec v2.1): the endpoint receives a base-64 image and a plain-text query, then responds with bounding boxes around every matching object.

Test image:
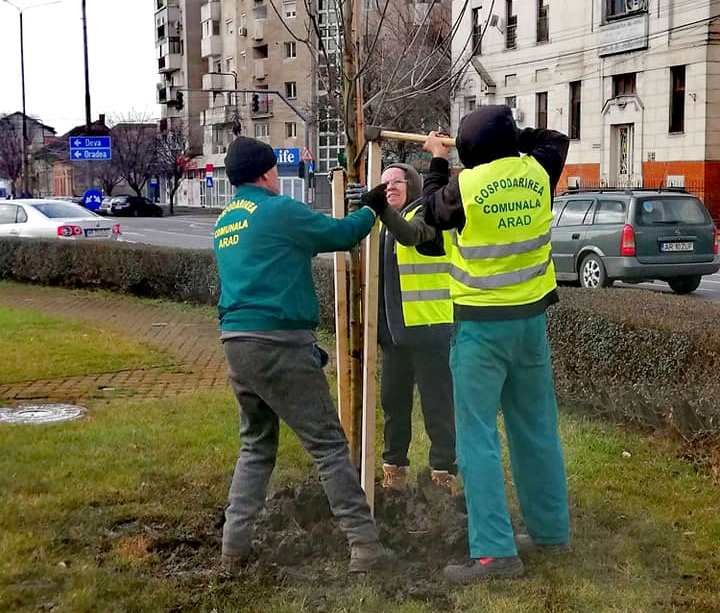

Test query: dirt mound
[128,471,469,608]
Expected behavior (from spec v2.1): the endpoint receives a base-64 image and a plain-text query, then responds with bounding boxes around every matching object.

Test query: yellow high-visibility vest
[395,207,454,326]
[453,155,557,308]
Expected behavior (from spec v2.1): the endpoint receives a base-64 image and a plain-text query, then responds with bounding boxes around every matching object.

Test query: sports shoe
[515,533,571,555]
[349,541,395,573]
[443,556,524,584]
[382,464,408,492]
[430,470,460,495]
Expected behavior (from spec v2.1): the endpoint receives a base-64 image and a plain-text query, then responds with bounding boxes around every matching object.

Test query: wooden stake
[330,169,352,437]
[360,140,383,512]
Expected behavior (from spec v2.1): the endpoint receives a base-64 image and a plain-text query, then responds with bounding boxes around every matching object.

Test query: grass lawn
[0,301,718,612]
[0,305,171,384]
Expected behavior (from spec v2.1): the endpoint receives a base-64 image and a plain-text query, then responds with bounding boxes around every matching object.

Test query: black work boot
[443,556,524,584]
[349,542,395,573]
[515,533,571,555]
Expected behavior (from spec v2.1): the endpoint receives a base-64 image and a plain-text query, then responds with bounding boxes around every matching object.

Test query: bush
[0,238,336,329]
[2,238,719,435]
[549,287,720,436]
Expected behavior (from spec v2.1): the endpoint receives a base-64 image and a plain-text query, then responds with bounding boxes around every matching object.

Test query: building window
[464,96,477,114]
[505,0,517,50]
[285,81,297,99]
[537,0,549,43]
[504,73,517,87]
[254,122,270,139]
[607,0,647,20]
[225,57,233,73]
[471,7,483,56]
[669,65,686,134]
[536,92,548,129]
[569,80,581,140]
[284,0,297,18]
[286,121,297,138]
[225,19,233,35]
[284,41,297,59]
[505,95,517,108]
[613,72,636,96]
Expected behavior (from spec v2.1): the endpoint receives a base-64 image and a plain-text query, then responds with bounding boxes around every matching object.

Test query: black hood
[456,105,519,168]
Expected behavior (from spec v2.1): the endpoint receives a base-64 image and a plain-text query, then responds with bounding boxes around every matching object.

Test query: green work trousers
[450,313,569,558]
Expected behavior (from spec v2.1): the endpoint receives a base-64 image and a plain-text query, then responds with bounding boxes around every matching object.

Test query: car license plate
[661,241,694,252]
[85,228,110,237]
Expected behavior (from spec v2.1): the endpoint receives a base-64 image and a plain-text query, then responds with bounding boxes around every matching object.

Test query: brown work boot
[431,470,460,495]
[515,533,571,555]
[349,541,395,573]
[220,541,252,575]
[382,464,408,491]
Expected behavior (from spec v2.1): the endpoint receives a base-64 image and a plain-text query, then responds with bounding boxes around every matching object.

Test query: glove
[360,183,388,215]
[345,182,367,212]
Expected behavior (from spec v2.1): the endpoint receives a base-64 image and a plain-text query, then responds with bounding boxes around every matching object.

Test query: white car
[0,199,121,240]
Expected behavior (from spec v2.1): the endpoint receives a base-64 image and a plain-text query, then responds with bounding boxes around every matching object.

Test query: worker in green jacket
[214,136,392,574]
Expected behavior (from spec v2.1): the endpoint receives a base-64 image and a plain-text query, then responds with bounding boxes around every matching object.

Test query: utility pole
[82,0,91,131]
[19,10,28,195]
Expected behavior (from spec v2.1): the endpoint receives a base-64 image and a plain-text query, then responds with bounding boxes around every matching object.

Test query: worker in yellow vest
[384,106,571,583]
[348,164,457,494]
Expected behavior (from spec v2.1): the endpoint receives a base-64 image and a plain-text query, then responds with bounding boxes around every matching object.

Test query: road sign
[82,188,103,212]
[274,148,300,168]
[69,135,112,162]
[206,176,214,188]
[300,147,313,162]
[205,163,214,176]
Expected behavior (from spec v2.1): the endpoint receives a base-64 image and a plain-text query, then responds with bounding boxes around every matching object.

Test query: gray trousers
[222,337,379,556]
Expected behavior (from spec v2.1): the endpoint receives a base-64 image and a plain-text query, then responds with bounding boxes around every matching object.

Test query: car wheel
[668,275,702,295]
[579,254,609,289]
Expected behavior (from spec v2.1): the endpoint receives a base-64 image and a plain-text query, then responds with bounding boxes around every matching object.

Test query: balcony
[253,20,264,40]
[202,105,236,126]
[254,59,267,80]
[201,35,222,58]
[202,72,233,91]
[201,0,221,22]
[156,83,180,105]
[155,0,179,13]
[158,53,182,73]
[155,5,180,38]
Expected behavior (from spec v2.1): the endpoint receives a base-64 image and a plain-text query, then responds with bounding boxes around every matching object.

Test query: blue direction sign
[69,136,112,162]
[206,176,214,188]
[82,188,103,212]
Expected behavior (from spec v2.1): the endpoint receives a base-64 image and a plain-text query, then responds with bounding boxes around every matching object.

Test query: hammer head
[365,125,383,142]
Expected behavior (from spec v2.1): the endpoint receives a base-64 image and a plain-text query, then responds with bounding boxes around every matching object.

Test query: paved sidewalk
[0,284,228,404]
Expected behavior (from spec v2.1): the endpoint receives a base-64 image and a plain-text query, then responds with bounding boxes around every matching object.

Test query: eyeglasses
[385,179,408,187]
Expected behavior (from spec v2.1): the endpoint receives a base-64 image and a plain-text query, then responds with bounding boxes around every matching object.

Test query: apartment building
[452,0,720,217]
[155,0,207,155]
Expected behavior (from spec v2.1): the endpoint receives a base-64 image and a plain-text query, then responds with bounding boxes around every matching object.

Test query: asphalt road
[114,214,720,301]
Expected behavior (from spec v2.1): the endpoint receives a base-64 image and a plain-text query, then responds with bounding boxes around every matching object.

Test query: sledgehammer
[364,126,456,147]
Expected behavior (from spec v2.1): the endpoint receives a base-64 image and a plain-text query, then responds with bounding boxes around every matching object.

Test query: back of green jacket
[214,185,375,332]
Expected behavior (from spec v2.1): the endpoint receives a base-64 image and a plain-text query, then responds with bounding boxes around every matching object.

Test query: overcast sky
[0,0,159,134]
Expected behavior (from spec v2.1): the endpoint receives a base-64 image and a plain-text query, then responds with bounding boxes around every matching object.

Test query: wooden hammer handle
[366,126,456,147]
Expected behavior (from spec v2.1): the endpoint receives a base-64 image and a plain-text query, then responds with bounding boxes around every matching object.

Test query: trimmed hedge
[0,238,336,330]
[1,238,718,435]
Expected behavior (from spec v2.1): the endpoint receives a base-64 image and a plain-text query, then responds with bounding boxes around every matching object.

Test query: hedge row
[1,238,718,435]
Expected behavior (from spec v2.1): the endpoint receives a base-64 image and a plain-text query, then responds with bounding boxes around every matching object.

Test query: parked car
[551,189,720,294]
[99,196,113,215]
[0,199,121,240]
[109,195,163,217]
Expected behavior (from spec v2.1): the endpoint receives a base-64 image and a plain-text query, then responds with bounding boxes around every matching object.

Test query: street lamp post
[1,0,62,196]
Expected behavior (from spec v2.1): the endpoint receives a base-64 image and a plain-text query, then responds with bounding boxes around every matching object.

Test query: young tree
[110,115,158,197]
[0,116,24,197]
[94,160,123,197]
[155,122,194,216]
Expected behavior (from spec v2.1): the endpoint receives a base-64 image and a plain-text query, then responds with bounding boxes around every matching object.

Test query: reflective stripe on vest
[453,155,557,308]
[394,207,454,326]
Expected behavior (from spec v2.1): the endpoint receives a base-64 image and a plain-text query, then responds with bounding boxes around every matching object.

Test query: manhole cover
[0,404,87,425]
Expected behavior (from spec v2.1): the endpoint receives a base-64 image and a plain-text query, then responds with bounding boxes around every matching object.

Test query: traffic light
[251,94,260,113]
[175,91,184,110]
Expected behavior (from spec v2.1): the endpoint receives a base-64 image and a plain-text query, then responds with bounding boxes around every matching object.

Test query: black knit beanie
[225,136,277,186]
